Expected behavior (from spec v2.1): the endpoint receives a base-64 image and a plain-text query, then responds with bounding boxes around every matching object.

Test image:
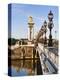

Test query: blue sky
[9,4,59,40]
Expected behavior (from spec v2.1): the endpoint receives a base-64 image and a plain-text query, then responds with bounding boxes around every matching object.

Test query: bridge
[8,41,58,75]
[8,25,58,75]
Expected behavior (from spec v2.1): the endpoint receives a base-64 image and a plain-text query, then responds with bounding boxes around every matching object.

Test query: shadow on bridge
[36,51,43,75]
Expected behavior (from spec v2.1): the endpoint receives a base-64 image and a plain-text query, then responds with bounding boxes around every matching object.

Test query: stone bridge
[8,43,58,75]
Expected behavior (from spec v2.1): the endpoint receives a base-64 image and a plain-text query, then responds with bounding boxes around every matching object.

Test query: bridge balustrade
[37,43,58,74]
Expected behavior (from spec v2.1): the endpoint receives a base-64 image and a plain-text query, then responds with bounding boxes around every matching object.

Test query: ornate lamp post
[44,20,47,45]
[55,30,57,47]
[40,25,44,44]
[48,11,54,46]
[55,30,57,40]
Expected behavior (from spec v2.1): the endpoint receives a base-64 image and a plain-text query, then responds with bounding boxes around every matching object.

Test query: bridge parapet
[37,43,58,74]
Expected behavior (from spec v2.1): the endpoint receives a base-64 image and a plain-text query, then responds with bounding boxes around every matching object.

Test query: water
[8,67,28,76]
[8,47,42,76]
[8,59,36,76]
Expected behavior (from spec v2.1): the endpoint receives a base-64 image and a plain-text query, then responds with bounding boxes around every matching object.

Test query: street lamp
[48,11,54,46]
[40,25,45,44]
[44,20,47,46]
[55,31,57,40]
[55,30,57,47]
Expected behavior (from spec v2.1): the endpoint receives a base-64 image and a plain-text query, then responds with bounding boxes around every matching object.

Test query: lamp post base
[48,39,53,47]
[48,34,53,47]
[44,37,47,47]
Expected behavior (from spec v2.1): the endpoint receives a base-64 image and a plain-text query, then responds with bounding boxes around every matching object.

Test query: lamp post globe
[48,10,53,21]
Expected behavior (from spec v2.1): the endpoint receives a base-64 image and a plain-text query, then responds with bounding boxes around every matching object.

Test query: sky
[8,3,59,40]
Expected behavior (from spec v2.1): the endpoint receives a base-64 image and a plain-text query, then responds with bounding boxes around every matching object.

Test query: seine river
[8,59,37,76]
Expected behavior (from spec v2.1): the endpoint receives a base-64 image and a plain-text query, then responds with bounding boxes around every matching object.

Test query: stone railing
[37,43,58,74]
